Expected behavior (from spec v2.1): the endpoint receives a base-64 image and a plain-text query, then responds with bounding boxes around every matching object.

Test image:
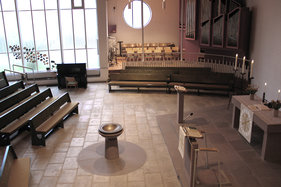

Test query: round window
[123,1,152,29]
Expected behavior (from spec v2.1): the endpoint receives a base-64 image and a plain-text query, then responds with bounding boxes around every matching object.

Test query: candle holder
[262,92,266,103]
[232,68,238,92]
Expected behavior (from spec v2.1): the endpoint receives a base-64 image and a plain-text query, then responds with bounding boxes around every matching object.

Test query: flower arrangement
[245,85,258,94]
[267,100,281,110]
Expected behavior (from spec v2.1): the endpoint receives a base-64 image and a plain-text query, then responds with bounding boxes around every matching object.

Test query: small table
[231,95,281,161]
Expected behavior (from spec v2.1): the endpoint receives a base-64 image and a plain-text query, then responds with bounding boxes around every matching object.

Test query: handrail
[12,64,35,83]
[4,69,27,84]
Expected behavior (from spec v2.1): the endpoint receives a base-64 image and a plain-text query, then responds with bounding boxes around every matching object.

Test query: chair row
[121,42,174,48]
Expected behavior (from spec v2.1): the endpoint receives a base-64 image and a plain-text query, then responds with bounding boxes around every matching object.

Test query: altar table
[231,95,281,161]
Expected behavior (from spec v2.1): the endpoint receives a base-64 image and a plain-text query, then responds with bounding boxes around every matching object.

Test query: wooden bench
[0,88,55,146]
[169,72,234,95]
[108,73,170,92]
[30,93,79,146]
[0,84,39,114]
[0,71,9,89]
[0,81,25,101]
[0,145,30,187]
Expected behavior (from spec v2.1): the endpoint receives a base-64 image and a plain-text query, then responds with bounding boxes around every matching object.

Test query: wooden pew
[0,71,8,89]
[0,81,25,100]
[108,73,170,92]
[169,72,234,95]
[0,84,39,114]
[30,92,79,146]
[0,88,55,146]
[0,145,30,187]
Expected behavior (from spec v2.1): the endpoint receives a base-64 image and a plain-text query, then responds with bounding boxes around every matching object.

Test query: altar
[231,95,281,162]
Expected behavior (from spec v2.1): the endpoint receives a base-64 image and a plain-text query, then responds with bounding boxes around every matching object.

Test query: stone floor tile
[44,163,63,177]
[63,157,78,169]
[58,169,77,184]
[40,176,58,187]
[49,152,67,164]
[73,176,92,187]
[31,170,44,184]
[70,138,85,147]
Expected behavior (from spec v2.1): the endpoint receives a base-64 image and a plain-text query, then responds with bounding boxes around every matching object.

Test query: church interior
[0,0,281,186]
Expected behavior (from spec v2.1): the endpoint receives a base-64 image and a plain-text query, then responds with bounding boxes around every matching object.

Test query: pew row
[108,67,234,95]
[0,84,39,114]
[168,73,234,95]
[30,92,79,146]
[0,88,55,146]
[108,73,170,92]
[0,81,25,100]
[0,145,30,187]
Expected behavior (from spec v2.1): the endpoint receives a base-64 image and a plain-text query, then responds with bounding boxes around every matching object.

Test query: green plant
[268,100,281,110]
[245,85,258,94]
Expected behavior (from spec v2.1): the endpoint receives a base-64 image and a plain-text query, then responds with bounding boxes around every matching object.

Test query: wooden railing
[123,52,252,80]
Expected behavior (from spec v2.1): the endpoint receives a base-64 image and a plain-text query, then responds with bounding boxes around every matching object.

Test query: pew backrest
[0,88,53,129]
[0,84,39,113]
[109,73,170,82]
[0,81,25,100]
[0,71,8,89]
[30,92,71,130]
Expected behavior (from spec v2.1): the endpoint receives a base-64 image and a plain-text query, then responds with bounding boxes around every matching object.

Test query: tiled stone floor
[2,83,261,187]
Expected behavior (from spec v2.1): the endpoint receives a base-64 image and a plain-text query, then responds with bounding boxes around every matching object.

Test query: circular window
[123,1,152,29]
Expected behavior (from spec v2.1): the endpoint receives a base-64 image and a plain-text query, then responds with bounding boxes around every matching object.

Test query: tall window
[123,0,152,29]
[0,0,99,72]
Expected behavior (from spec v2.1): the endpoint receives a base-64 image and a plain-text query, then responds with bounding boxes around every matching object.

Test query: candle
[264,82,267,92]
[250,60,254,78]
[242,56,246,74]
[234,54,238,70]
[278,89,281,100]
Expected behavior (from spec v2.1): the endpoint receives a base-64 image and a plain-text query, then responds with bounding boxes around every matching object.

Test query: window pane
[86,9,98,48]
[33,11,48,50]
[45,0,57,10]
[3,12,20,48]
[74,0,83,7]
[0,14,7,53]
[73,10,85,49]
[46,10,60,50]
[0,54,10,71]
[49,50,62,65]
[18,11,34,49]
[85,0,96,8]
[61,10,74,49]
[123,1,152,29]
[60,0,71,9]
[76,49,86,63]
[17,0,31,11]
[87,49,99,68]
[36,51,49,71]
[9,53,22,69]
[1,0,16,11]
[63,50,75,63]
[31,0,44,10]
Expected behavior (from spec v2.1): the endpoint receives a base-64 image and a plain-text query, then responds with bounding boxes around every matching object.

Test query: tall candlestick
[234,54,238,70]
[263,82,267,103]
[242,56,246,74]
[250,60,254,78]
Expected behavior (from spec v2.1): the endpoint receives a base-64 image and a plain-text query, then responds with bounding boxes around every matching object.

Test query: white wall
[107,0,179,45]
[247,0,281,101]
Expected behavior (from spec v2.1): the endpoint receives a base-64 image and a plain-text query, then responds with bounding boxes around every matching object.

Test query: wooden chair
[65,77,78,88]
